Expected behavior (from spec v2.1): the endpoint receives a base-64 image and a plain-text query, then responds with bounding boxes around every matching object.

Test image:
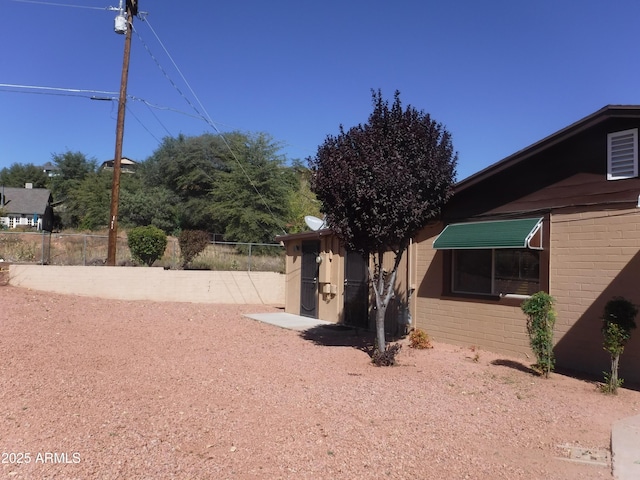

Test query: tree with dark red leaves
[309,90,457,355]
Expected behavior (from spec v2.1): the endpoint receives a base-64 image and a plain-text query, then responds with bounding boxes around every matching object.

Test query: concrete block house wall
[551,207,640,383]
[280,231,345,323]
[414,224,533,359]
[279,230,413,333]
[414,106,640,384]
[414,209,640,382]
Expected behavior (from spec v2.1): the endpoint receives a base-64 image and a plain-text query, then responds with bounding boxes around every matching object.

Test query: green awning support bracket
[433,217,543,250]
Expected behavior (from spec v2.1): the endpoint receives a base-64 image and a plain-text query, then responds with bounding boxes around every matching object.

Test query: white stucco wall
[8,265,284,305]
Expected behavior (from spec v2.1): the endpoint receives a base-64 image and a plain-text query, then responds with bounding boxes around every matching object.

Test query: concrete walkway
[612,414,640,479]
[245,312,640,479]
[243,312,334,331]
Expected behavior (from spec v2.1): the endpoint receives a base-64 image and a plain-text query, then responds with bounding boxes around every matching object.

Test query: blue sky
[2,0,640,181]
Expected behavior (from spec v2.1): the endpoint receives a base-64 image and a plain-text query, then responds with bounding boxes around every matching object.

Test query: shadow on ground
[490,359,640,392]
[490,359,540,376]
[300,324,376,351]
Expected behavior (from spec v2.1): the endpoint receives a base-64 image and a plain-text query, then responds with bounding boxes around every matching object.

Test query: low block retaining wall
[8,265,285,305]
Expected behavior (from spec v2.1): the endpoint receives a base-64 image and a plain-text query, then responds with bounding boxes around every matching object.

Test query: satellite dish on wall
[304,215,326,231]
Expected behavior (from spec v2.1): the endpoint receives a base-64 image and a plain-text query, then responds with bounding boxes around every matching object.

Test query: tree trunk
[375,303,387,353]
[370,248,403,355]
[611,354,620,393]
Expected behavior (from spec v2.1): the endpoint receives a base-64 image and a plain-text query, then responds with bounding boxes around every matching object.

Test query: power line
[0,83,118,97]
[0,83,209,123]
[141,18,217,131]
[9,0,111,11]
[139,101,173,138]
[5,4,293,235]
[137,17,289,234]
[125,104,162,144]
[131,24,210,127]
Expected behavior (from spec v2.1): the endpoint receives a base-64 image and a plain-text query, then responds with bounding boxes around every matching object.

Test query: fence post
[248,243,252,272]
[173,238,177,267]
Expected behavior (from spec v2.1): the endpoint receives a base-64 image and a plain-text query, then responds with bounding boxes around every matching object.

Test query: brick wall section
[550,207,640,382]
[414,209,640,384]
[413,224,531,358]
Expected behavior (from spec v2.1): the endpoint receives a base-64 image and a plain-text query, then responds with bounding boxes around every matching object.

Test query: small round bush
[127,225,167,267]
[408,329,433,349]
[178,230,210,268]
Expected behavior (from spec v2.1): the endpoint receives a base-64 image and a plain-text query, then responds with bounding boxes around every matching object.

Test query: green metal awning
[433,217,543,250]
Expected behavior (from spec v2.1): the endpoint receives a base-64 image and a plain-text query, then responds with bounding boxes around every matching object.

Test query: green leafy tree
[601,297,637,393]
[211,132,295,245]
[287,162,323,234]
[49,151,98,201]
[140,134,230,231]
[0,163,49,188]
[119,185,179,234]
[309,90,457,356]
[63,170,146,231]
[63,171,112,230]
[127,225,167,266]
[521,292,556,377]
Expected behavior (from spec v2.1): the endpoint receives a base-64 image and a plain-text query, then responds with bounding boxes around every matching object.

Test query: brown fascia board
[455,105,640,194]
[275,228,334,243]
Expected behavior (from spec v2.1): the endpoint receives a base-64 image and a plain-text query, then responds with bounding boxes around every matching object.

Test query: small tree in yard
[309,90,457,363]
[178,230,210,268]
[521,292,556,378]
[601,297,637,394]
[127,225,167,267]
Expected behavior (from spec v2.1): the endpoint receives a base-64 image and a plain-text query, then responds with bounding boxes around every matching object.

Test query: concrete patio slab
[612,413,640,480]
[244,312,334,331]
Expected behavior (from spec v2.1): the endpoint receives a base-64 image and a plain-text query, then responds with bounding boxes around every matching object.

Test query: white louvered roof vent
[607,128,638,180]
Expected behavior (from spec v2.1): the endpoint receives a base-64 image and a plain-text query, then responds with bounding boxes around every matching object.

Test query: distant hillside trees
[287,160,323,234]
[210,132,295,245]
[140,133,229,233]
[49,151,98,202]
[0,163,49,188]
[0,132,317,244]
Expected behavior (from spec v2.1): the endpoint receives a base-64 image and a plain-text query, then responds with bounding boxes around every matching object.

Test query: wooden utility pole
[106,0,136,266]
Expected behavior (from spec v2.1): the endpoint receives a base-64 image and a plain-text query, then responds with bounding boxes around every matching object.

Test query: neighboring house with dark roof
[0,185,53,230]
[277,105,640,384]
[41,162,59,178]
[100,157,137,174]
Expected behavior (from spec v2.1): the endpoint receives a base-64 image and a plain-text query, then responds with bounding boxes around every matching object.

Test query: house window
[452,249,540,296]
[607,128,638,180]
[434,217,546,298]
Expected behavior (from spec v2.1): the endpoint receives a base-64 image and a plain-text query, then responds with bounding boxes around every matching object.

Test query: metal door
[300,241,320,318]
[344,250,369,328]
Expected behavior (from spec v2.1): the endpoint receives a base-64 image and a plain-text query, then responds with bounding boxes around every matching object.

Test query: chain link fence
[0,231,284,272]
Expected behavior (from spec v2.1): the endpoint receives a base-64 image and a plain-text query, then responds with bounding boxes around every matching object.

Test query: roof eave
[455,105,640,193]
[276,228,334,243]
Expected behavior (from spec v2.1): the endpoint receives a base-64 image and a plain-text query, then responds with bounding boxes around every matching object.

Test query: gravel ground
[1,285,639,479]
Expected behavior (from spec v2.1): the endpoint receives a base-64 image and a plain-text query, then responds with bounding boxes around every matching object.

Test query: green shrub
[521,292,556,378]
[601,297,637,394]
[178,230,210,268]
[127,225,167,267]
[408,329,433,349]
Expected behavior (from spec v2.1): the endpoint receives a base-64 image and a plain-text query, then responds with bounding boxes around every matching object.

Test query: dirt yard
[1,286,638,479]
